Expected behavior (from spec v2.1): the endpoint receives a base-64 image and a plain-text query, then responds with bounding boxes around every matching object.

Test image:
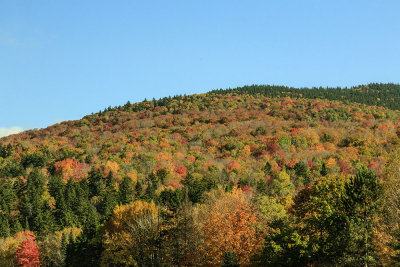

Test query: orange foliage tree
[197,188,263,265]
[175,164,187,178]
[54,158,89,182]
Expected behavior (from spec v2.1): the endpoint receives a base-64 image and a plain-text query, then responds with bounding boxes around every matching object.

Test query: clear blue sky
[1,0,399,134]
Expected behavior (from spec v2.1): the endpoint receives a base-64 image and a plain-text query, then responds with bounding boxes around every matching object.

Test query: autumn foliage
[197,188,263,265]
[1,84,400,265]
[16,231,40,267]
[54,158,89,182]
[101,201,159,266]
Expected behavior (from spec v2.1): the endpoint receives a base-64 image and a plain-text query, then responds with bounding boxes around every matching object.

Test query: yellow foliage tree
[0,236,21,267]
[101,200,159,267]
[104,160,119,176]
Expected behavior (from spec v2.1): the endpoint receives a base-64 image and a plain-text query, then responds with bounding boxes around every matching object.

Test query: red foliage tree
[308,160,315,169]
[175,164,187,178]
[266,141,279,155]
[16,231,40,267]
[241,185,251,193]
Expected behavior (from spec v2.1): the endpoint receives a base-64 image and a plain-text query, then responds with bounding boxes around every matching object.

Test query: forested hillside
[2,85,400,266]
[210,83,400,110]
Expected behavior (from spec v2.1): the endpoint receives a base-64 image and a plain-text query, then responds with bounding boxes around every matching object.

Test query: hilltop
[1,84,400,266]
[210,83,400,110]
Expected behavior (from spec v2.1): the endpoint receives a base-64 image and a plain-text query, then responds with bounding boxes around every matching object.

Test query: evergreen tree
[341,167,383,266]
[12,218,23,234]
[67,207,102,267]
[118,176,135,204]
[65,230,75,267]
[21,169,56,235]
[0,214,10,237]
[159,188,184,212]
[320,162,328,176]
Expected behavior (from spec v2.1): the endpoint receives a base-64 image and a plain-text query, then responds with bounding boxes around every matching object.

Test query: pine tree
[118,176,135,204]
[21,169,56,235]
[320,162,328,176]
[341,167,383,266]
[61,232,67,253]
[12,218,23,234]
[65,230,75,267]
[0,214,10,237]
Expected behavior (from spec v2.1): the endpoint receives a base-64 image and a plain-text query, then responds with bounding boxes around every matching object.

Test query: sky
[1,0,400,135]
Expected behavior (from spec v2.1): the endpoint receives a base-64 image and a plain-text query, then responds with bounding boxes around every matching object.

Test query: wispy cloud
[0,126,23,138]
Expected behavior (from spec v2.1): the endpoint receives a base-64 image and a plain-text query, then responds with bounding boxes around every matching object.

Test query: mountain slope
[1,86,400,265]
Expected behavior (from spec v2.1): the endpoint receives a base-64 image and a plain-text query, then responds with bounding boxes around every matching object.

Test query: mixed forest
[1,83,400,266]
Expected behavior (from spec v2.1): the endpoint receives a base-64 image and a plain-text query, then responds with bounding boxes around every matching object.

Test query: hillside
[210,82,400,110]
[1,86,400,266]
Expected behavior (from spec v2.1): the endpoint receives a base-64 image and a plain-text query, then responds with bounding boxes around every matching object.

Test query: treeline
[210,83,400,110]
[97,83,400,117]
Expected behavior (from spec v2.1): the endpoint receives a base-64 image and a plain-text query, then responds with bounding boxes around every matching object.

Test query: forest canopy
[1,83,400,266]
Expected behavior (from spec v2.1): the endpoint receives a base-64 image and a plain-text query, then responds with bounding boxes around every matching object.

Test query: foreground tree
[16,231,40,267]
[341,167,383,266]
[260,168,383,266]
[101,200,160,266]
[196,188,263,265]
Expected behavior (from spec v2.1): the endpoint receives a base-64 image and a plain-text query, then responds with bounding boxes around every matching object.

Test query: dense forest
[2,83,400,266]
[210,83,400,110]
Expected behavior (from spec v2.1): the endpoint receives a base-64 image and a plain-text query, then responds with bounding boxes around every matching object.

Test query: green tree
[159,188,184,212]
[341,167,383,266]
[118,176,135,204]
[20,169,56,235]
[290,175,348,265]
[270,169,294,197]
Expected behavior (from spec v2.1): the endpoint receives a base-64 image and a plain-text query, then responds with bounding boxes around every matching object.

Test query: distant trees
[209,83,400,110]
